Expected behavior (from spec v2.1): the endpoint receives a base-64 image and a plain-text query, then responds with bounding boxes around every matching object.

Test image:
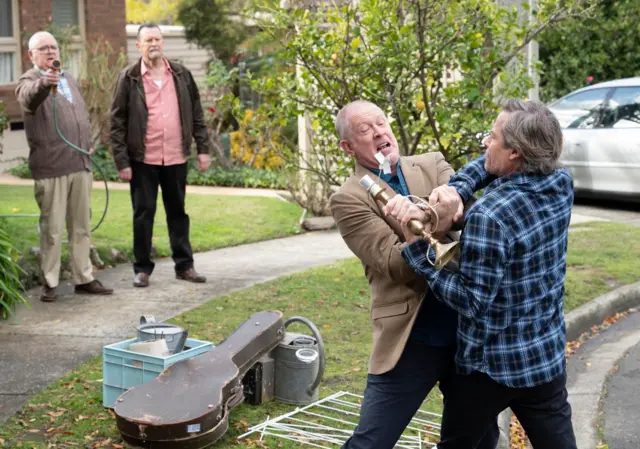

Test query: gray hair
[335,100,382,140]
[28,31,56,50]
[501,99,563,175]
[137,23,161,40]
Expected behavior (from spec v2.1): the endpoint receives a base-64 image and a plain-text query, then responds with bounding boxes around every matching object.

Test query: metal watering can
[137,315,188,354]
[274,316,326,406]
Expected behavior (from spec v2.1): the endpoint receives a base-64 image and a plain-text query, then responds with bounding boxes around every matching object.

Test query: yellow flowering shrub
[229,109,284,170]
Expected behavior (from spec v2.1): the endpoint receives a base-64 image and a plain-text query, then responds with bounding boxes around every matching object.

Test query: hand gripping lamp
[359,174,459,269]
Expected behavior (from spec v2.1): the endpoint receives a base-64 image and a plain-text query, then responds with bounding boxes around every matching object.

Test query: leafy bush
[187,164,287,189]
[230,109,285,170]
[539,0,640,102]
[90,146,120,182]
[0,223,29,320]
[10,147,287,190]
[8,145,119,182]
[0,100,9,155]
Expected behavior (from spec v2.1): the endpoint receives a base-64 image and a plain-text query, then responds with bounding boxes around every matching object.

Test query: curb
[565,281,640,341]
[497,280,640,449]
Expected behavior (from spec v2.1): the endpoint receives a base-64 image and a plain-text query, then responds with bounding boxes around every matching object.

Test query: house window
[50,0,85,78]
[0,0,19,84]
[52,0,80,29]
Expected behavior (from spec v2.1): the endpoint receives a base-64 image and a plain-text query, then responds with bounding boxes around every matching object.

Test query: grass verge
[0,185,302,287]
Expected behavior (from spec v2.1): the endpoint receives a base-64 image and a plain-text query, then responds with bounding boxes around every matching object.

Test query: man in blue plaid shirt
[385,99,577,449]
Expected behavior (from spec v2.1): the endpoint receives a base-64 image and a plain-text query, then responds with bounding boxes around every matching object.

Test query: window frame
[601,86,640,129]
[551,88,612,112]
[51,0,86,78]
[0,0,21,83]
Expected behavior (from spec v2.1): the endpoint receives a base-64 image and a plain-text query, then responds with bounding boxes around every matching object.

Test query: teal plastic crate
[102,337,214,408]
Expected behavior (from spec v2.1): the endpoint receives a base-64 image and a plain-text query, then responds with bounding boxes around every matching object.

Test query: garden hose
[51,91,109,233]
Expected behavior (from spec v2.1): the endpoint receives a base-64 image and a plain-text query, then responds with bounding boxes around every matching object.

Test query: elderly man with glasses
[15,31,113,302]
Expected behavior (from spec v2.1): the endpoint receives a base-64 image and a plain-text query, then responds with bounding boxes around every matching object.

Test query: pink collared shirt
[141,58,185,166]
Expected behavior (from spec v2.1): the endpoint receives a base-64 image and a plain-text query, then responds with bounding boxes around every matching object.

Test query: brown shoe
[40,285,57,302]
[74,279,114,295]
[133,272,150,288]
[176,268,206,283]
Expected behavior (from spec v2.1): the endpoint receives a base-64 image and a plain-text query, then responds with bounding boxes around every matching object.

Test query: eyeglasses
[33,45,58,52]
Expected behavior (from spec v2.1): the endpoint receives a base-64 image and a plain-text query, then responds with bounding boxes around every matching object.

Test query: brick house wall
[17,0,126,79]
[84,0,127,52]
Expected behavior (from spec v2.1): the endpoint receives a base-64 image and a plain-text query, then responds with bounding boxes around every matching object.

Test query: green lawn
[0,222,638,448]
[564,222,640,312]
[0,184,302,270]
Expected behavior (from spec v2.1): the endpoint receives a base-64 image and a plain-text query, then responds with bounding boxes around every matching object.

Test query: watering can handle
[140,315,157,325]
[284,316,326,397]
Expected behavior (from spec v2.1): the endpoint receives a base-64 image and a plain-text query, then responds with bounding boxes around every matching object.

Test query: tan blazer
[330,153,454,375]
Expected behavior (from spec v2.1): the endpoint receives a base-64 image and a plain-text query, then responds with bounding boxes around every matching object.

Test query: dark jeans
[130,161,194,275]
[438,371,577,449]
[342,339,499,449]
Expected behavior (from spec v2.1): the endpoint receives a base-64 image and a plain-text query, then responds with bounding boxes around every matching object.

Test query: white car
[548,77,640,201]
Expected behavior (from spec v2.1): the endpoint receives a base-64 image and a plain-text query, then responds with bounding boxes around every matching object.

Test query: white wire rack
[238,391,442,448]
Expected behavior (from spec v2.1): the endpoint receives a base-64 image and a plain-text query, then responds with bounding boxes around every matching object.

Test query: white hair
[28,31,56,50]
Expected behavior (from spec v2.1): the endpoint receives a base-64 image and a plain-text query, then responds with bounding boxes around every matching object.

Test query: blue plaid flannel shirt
[402,156,574,388]
[38,68,73,103]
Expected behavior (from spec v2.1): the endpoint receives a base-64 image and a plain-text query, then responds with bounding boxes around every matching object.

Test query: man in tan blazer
[330,100,498,449]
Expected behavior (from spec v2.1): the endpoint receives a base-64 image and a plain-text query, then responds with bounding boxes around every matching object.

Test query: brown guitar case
[114,310,285,449]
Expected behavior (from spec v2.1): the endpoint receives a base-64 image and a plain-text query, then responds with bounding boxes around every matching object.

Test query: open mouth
[377,142,391,152]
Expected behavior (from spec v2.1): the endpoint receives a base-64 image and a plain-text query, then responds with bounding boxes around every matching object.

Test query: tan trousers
[34,170,94,288]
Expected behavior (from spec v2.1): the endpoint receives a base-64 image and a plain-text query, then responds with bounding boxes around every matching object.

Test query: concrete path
[0,231,354,423]
[600,311,640,449]
[566,310,640,449]
[0,172,291,200]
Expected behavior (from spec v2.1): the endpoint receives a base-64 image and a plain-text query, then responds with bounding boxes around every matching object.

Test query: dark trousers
[342,339,499,449]
[130,161,194,275]
[438,371,577,449]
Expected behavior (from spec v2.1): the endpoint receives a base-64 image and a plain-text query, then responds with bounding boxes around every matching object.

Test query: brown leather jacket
[109,58,210,170]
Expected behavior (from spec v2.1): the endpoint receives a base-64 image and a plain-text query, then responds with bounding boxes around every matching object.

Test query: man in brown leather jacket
[330,100,499,449]
[110,23,210,288]
[16,31,113,302]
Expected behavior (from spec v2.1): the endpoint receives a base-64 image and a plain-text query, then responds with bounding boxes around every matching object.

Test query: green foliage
[77,41,129,147]
[539,0,640,103]
[245,0,587,186]
[0,100,9,154]
[8,146,120,182]
[9,146,287,189]
[126,0,179,25]
[187,164,287,189]
[177,0,252,64]
[7,160,31,178]
[0,223,29,320]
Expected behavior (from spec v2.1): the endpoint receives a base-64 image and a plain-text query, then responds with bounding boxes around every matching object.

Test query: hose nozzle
[50,59,61,94]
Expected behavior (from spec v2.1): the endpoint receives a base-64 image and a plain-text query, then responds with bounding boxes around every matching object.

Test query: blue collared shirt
[39,68,73,103]
[369,163,457,347]
[402,156,574,388]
